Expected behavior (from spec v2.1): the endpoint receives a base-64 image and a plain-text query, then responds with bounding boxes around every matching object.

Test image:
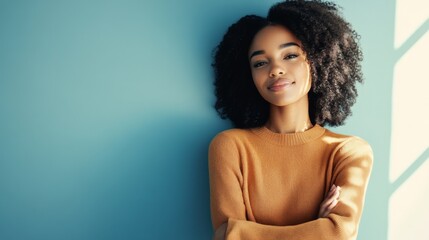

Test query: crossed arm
[213,185,342,240]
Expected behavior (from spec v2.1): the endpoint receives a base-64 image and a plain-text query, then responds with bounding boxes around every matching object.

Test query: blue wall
[0,0,397,239]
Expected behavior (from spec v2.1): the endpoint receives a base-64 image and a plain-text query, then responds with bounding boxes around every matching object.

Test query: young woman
[209,1,373,239]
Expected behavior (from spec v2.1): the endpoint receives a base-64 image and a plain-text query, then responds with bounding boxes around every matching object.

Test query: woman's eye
[284,54,299,60]
[253,61,267,68]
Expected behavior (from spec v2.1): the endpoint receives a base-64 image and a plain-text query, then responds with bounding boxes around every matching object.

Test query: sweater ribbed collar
[250,124,325,146]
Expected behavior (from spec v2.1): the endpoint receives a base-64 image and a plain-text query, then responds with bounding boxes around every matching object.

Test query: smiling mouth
[268,79,295,91]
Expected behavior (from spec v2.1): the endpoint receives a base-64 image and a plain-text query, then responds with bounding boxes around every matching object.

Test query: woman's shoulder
[208,128,254,163]
[323,128,373,159]
[324,128,370,144]
[210,128,253,144]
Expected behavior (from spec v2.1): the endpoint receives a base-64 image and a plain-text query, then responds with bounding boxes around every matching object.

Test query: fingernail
[331,185,335,191]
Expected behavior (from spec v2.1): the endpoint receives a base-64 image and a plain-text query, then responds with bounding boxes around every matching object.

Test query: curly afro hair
[212,0,363,128]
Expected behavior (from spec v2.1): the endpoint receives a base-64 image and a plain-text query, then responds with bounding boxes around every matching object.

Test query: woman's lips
[268,79,295,91]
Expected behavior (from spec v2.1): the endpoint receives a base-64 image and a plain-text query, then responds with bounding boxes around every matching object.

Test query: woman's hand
[318,184,341,218]
[213,222,227,240]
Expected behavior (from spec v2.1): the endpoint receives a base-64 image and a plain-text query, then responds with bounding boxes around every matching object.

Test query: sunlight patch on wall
[394,0,428,48]
[389,0,429,239]
[390,32,429,183]
[389,158,429,240]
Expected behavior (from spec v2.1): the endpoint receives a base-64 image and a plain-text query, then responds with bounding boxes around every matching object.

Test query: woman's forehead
[252,26,299,46]
[249,25,302,54]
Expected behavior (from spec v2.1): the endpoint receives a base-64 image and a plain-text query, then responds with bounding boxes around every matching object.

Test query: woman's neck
[265,98,312,134]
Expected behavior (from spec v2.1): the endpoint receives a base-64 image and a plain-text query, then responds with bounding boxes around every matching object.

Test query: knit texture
[209,124,373,240]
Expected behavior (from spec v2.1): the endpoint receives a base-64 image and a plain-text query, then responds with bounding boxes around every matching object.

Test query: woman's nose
[269,64,285,78]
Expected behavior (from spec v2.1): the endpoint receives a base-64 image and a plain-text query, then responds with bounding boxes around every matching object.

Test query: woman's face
[248,25,311,107]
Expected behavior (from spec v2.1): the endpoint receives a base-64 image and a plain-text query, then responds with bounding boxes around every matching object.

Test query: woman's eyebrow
[279,42,299,49]
[249,42,300,60]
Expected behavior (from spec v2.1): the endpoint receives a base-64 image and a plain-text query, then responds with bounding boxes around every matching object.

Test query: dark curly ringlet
[212,15,271,128]
[212,0,363,128]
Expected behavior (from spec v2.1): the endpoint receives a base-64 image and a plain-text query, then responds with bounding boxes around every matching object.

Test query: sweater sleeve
[208,132,246,230]
[209,134,373,240]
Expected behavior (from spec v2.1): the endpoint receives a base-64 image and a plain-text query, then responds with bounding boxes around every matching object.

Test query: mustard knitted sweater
[209,124,373,240]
